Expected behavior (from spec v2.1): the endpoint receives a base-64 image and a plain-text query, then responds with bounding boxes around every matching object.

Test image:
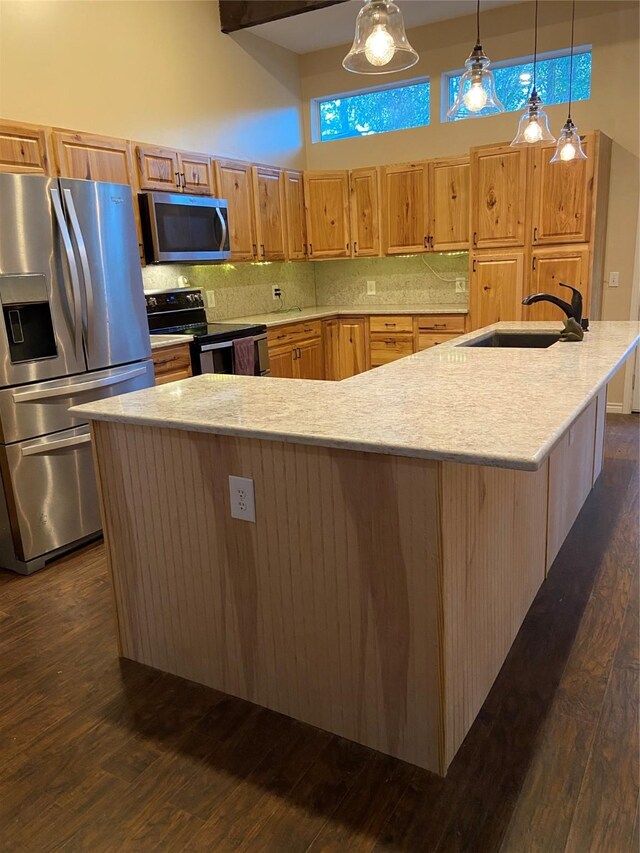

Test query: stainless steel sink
[460,331,562,349]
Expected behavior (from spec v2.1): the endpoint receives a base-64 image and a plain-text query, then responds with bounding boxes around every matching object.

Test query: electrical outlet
[272,285,282,300]
[609,271,620,287]
[455,277,467,293]
[366,280,376,295]
[206,291,216,308]
[229,476,256,523]
[177,275,190,288]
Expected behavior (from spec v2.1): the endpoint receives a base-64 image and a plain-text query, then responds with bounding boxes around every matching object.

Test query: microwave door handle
[50,187,83,364]
[63,188,94,345]
[216,206,228,252]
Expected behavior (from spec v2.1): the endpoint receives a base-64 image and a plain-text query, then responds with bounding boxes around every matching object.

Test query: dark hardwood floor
[0,414,637,852]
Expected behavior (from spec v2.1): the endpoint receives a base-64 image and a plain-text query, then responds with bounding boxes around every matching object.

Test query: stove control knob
[147,297,157,309]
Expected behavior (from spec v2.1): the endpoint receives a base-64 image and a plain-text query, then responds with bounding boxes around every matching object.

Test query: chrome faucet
[522,283,587,330]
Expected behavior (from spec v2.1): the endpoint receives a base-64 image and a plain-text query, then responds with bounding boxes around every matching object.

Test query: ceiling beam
[219,0,351,34]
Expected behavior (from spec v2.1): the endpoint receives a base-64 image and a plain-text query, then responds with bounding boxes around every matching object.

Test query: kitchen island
[73,321,639,775]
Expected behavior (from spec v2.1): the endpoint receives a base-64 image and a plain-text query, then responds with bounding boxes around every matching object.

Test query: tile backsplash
[141,252,469,320]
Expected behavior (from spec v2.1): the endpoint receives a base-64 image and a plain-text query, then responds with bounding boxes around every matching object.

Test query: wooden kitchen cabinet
[267,320,324,379]
[525,245,591,322]
[350,167,381,257]
[369,315,414,367]
[152,344,192,385]
[268,345,296,378]
[177,151,215,195]
[470,144,528,249]
[429,157,470,251]
[0,120,52,174]
[214,159,257,261]
[469,252,525,329]
[323,317,368,380]
[252,165,286,261]
[531,134,595,246]
[283,170,307,260]
[296,338,324,379]
[304,170,351,259]
[414,313,466,350]
[54,131,135,185]
[381,161,429,254]
[136,144,181,192]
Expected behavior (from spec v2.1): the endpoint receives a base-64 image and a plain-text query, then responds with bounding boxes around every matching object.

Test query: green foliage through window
[446,48,592,121]
[316,79,430,142]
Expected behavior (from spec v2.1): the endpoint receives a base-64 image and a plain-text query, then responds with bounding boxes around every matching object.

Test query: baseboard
[607,402,624,414]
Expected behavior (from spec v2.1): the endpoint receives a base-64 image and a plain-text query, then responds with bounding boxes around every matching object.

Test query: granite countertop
[226,304,467,329]
[150,334,194,350]
[73,322,639,471]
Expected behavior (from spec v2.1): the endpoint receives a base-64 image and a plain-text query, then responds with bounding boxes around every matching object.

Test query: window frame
[441,44,592,122]
[311,75,431,144]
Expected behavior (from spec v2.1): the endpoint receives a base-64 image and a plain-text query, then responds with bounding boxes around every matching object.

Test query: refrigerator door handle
[50,187,83,364]
[12,364,149,403]
[21,432,91,457]
[63,188,94,344]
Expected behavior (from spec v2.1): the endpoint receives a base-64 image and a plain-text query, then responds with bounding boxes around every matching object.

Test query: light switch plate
[609,271,619,287]
[206,291,216,308]
[229,476,256,523]
[367,280,376,295]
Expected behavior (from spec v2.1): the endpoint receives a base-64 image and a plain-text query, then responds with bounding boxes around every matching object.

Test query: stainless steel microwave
[139,192,230,263]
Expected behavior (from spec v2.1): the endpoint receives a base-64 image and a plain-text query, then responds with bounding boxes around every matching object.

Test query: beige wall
[0,0,305,167]
[300,0,639,405]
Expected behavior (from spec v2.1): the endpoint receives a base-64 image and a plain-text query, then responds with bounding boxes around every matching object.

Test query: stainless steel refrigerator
[0,173,154,574]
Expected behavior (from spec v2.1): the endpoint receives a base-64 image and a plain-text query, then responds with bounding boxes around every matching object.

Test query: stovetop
[145,288,265,343]
[157,322,266,342]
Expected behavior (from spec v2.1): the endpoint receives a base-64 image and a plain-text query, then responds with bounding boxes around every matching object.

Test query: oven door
[141,193,230,263]
[196,340,234,375]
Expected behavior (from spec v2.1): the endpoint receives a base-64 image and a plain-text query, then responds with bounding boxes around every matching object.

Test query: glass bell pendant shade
[342,0,418,74]
[511,90,555,146]
[550,117,587,162]
[447,45,504,119]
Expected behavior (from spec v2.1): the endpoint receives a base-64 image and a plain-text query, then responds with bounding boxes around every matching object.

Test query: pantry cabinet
[323,317,368,380]
[470,144,528,249]
[429,157,470,251]
[525,245,591,322]
[381,162,429,254]
[469,252,525,329]
[349,167,381,257]
[283,170,307,260]
[214,159,257,261]
[304,171,351,259]
[0,120,51,174]
[252,165,286,261]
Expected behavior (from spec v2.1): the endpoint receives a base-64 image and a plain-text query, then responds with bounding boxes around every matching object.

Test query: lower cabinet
[369,315,414,367]
[526,245,590,322]
[414,313,466,350]
[469,252,525,329]
[268,322,324,379]
[323,317,368,380]
[152,344,192,385]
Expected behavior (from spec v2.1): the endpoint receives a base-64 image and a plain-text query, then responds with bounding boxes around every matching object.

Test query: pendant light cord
[532,0,539,92]
[568,0,575,119]
[476,0,481,46]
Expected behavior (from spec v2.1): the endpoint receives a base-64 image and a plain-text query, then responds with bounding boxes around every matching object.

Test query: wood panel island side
[72,321,640,776]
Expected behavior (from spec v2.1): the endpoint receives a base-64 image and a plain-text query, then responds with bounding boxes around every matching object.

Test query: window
[314,78,430,142]
[443,47,592,121]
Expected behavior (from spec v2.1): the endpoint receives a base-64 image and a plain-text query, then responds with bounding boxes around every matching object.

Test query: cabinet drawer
[370,336,414,366]
[417,333,459,351]
[369,315,413,334]
[415,314,466,333]
[155,369,192,386]
[268,320,322,347]
[152,345,192,378]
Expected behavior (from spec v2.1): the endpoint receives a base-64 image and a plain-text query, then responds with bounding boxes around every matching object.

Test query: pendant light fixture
[447,0,504,119]
[342,0,418,75]
[511,0,555,146]
[551,0,587,162]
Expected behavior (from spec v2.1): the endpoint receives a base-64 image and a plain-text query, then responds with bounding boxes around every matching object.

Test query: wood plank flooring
[0,414,637,853]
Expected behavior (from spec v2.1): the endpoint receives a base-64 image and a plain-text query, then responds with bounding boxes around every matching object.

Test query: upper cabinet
[178,151,215,195]
[283,170,307,260]
[136,144,215,195]
[53,131,135,185]
[304,171,351,259]
[429,157,470,251]
[381,162,429,254]
[252,165,286,261]
[531,134,595,246]
[214,158,257,261]
[0,121,51,175]
[350,167,381,257]
[470,145,528,249]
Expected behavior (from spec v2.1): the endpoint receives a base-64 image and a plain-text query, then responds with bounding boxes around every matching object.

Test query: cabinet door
[0,121,51,174]
[252,166,286,261]
[295,338,325,380]
[470,145,528,249]
[136,145,180,192]
[214,159,257,261]
[430,157,470,251]
[382,162,429,254]
[350,167,380,257]
[268,344,296,378]
[470,252,525,329]
[283,170,307,260]
[324,317,367,380]
[526,245,591,322]
[531,134,595,246]
[54,131,135,185]
[177,151,215,195]
[304,171,350,259]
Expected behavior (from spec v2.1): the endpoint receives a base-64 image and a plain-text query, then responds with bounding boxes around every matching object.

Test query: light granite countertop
[150,334,194,350]
[226,304,467,328]
[73,322,639,471]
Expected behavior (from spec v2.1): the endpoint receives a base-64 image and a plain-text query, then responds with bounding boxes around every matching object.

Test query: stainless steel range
[0,173,154,574]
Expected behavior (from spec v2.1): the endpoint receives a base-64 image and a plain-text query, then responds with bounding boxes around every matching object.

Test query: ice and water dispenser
[0,275,57,364]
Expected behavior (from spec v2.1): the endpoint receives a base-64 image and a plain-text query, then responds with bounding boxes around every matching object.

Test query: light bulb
[364,25,395,67]
[523,119,543,144]
[560,141,577,162]
[463,82,488,112]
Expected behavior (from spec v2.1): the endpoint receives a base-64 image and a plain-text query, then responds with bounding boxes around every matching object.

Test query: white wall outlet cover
[177,275,190,287]
[366,280,376,295]
[206,291,216,308]
[229,475,256,523]
[455,277,467,293]
[609,272,620,287]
